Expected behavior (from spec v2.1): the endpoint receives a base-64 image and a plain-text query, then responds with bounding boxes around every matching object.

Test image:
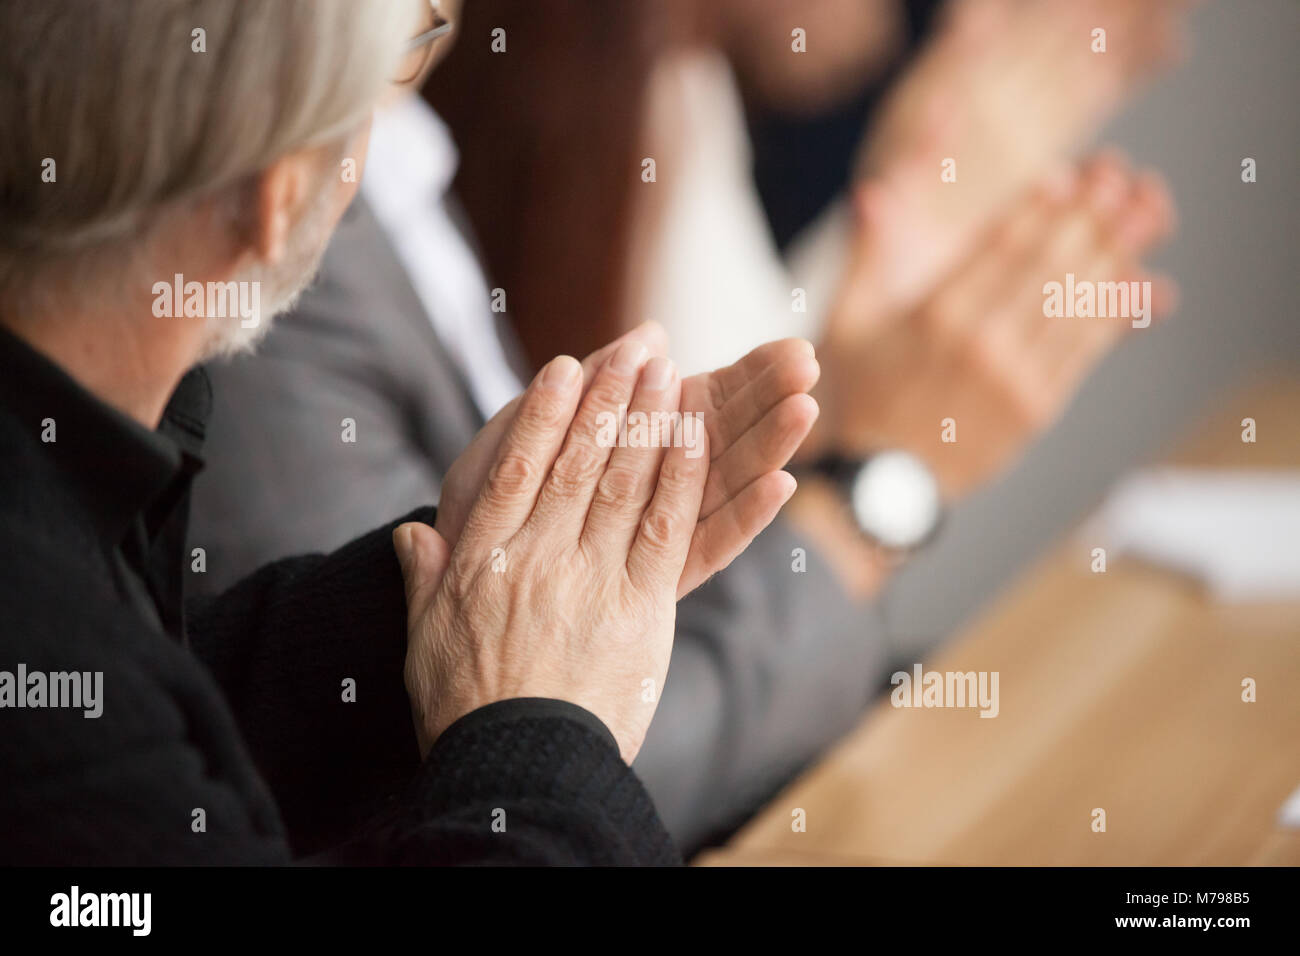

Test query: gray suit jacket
[189,198,890,851]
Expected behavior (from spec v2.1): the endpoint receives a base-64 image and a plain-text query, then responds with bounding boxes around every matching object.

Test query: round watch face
[848,450,941,550]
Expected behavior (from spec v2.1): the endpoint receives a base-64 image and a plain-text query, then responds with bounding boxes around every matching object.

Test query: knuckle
[639,508,678,552]
[547,443,604,497]
[485,450,536,500]
[585,376,628,413]
[657,454,698,495]
[594,464,641,507]
[515,389,568,436]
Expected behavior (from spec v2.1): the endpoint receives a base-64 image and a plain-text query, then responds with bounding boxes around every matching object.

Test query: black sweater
[0,327,677,865]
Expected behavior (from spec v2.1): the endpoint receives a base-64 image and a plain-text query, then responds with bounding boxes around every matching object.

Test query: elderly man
[0,0,817,864]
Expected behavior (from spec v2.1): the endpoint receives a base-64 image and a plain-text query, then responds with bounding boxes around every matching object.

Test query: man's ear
[251,149,318,265]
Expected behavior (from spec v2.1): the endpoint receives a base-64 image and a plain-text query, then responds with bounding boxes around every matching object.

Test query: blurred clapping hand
[809,152,1177,499]
[855,0,1194,313]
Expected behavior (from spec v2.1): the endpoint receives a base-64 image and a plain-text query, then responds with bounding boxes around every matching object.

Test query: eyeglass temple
[406,19,454,52]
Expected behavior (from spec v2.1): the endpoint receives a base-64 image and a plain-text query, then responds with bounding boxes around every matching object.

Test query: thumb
[393,522,452,619]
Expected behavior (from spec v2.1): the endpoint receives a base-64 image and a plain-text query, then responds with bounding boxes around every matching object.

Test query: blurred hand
[436,324,819,598]
[809,152,1177,499]
[857,0,1193,311]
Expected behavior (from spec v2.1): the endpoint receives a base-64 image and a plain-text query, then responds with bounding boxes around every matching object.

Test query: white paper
[1083,469,1300,601]
[1278,784,1300,829]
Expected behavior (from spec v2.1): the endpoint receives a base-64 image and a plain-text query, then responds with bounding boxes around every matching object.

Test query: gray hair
[0,0,414,308]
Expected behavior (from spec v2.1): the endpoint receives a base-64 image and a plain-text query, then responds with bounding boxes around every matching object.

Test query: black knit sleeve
[343,699,680,866]
[186,509,678,865]
[186,507,435,854]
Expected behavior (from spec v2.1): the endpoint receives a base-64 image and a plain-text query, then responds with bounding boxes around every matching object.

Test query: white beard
[197,195,336,362]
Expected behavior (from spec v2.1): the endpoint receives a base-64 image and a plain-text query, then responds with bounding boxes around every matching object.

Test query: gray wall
[883,0,1300,660]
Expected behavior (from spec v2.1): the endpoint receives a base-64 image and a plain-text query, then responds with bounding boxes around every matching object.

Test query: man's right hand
[435,323,820,598]
[394,337,812,764]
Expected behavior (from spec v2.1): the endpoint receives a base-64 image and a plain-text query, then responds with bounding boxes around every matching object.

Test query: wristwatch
[803,450,943,553]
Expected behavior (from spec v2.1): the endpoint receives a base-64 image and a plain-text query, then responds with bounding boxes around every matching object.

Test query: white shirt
[638,50,845,377]
[361,96,523,419]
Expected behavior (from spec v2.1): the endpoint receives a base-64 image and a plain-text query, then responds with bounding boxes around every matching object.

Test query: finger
[1039,256,1174,387]
[437,324,669,547]
[918,166,1076,341]
[700,348,821,472]
[1114,169,1177,251]
[1033,152,1132,263]
[393,522,452,621]
[691,338,816,412]
[580,355,681,557]
[678,470,798,600]
[626,428,710,594]
[1018,160,1165,351]
[703,392,818,519]
[478,322,668,460]
[579,320,668,384]
[524,338,651,537]
[482,321,669,463]
[458,355,582,552]
[1029,175,1185,392]
[1031,223,1174,397]
[1053,272,1178,387]
[1032,250,1131,397]
[995,154,1133,346]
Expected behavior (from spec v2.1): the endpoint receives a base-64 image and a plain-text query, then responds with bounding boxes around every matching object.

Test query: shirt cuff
[437,697,620,755]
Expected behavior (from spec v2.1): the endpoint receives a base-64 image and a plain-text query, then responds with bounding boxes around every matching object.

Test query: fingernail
[610,340,648,374]
[392,524,413,568]
[541,355,580,391]
[642,356,675,391]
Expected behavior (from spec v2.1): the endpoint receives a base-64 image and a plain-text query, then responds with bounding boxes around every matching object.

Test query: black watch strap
[800,452,866,489]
